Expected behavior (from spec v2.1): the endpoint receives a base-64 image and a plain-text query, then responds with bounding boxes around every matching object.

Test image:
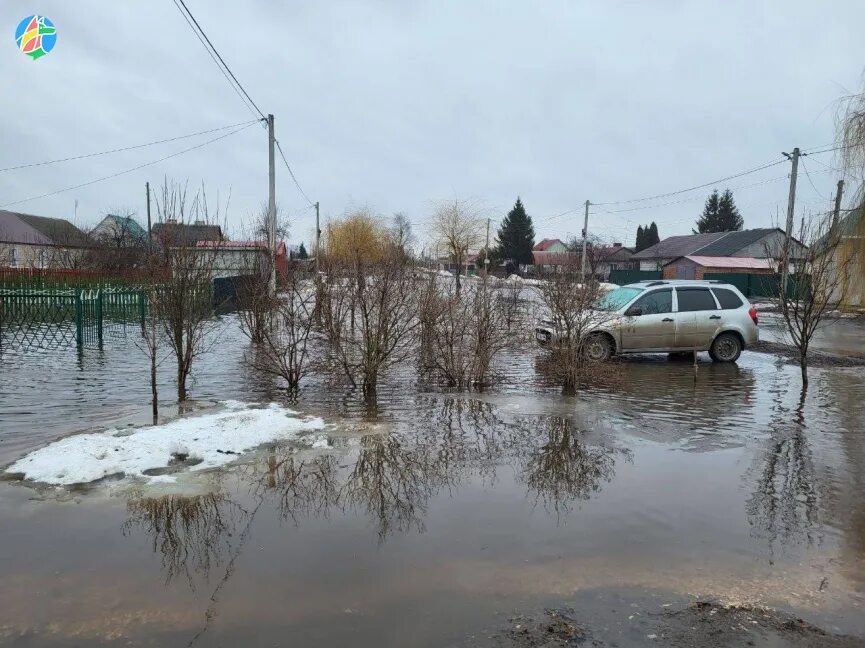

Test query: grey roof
[151,221,223,246]
[0,210,91,247]
[691,228,780,256]
[631,231,727,260]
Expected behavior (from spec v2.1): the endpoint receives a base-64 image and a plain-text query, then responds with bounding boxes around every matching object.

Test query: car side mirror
[625,306,642,317]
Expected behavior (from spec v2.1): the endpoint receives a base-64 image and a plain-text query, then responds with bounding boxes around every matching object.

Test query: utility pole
[145,181,152,251]
[267,114,277,295]
[314,201,321,274]
[832,179,845,229]
[581,199,591,280]
[781,148,800,296]
[484,217,490,276]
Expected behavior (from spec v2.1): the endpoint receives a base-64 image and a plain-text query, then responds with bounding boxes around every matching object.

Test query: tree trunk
[455,264,462,298]
[800,357,809,387]
[151,352,158,422]
[362,375,377,404]
[177,364,187,401]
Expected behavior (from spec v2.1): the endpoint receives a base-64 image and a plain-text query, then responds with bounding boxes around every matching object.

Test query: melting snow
[5,401,325,486]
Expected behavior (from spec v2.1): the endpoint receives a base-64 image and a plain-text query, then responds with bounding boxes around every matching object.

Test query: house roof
[690,228,780,256]
[151,222,223,246]
[669,255,776,270]
[534,238,565,251]
[632,232,728,259]
[0,210,91,247]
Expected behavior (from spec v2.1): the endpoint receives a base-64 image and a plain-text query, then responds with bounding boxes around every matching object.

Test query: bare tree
[536,260,616,394]
[430,199,484,297]
[242,266,316,390]
[389,212,415,260]
[423,277,510,389]
[153,180,224,401]
[323,250,420,403]
[768,213,850,386]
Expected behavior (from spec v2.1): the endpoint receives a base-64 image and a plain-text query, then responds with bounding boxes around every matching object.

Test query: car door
[619,288,676,351]
[673,287,722,349]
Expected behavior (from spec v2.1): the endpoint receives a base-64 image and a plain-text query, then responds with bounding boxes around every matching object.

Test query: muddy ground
[476,600,865,648]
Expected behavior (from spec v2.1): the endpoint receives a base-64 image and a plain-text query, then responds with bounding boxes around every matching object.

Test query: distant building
[151,221,223,247]
[196,240,288,280]
[91,214,148,246]
[532,238,574,273]
[632,228,805,271]
[662,255,775,280]
[0,210,91,268]
[587,242,636,280]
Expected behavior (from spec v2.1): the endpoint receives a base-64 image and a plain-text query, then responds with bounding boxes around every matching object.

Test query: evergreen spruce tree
[635,225,645,252]
[717,189,744,231]
[647,222,660,247]
[696,190,722,233]
[298,242,308,259]
[494,197,535,266]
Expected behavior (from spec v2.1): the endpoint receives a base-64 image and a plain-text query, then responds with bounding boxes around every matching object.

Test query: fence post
[96,290,103,345]
[75,289,83,347]
[139,290,146,329]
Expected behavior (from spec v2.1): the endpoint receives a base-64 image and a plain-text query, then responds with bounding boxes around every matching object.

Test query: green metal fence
[608,269,662,285]
[0,288,146,350]
[702,272,809,299]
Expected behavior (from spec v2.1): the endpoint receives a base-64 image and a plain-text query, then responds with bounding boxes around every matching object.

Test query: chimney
[613,242,622,248]
[194,220,205,226]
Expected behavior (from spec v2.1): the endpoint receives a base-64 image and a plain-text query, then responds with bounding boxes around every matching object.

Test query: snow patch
[6,402,325,486]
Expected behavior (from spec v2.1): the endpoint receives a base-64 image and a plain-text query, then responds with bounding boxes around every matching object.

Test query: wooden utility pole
[484,217,490,275]
[581,200,591,280]
[314,201,321,273]
[267,114,277,294]
[145,181,152,251]
[781,148,800,296]
[832,179,845,229]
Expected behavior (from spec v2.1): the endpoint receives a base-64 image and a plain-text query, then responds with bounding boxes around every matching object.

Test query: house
[587,242,636,280]
[532,238,574,273]
[662,255,776,280]
[151,221,223,247]
[196,240,288,280]
[0,210,91,268]
[632,228,805,271]
[91,214,148,246]
[437,252,480,275]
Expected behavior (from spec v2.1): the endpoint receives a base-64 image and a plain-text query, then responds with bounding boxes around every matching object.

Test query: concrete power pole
[832,179,845,229]
[581,200,591,280]
[314,201,321,274]
[781,148,800,296]
[267,114,277,295]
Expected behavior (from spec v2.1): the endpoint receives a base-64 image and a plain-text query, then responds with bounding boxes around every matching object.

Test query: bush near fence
[0,267,163,292]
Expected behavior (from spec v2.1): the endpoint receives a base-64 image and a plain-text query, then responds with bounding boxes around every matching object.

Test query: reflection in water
[747,386,821,551]
[521,417,620,517]
[123,492,248,589]
[123,399,625,586]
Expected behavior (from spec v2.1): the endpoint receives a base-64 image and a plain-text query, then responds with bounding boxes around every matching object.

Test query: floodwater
[2,316,865,646]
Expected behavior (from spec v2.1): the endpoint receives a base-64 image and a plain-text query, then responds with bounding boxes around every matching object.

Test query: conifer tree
[494,197,535,265]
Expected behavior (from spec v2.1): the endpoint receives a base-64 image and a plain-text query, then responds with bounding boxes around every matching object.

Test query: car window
[676,288,717,312]
[711,288,743,309]
[594,287,643,311]
[629,289,672,315]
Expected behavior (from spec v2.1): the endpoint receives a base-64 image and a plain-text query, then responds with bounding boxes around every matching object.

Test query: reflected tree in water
[746,386,822,550]
[521,417,620,518]
[123,491,248,589]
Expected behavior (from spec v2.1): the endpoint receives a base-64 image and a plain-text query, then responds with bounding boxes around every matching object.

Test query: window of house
[9,247,17,267]
[676,288,718,312]
[711,288,744,309]
[630,289,672,315]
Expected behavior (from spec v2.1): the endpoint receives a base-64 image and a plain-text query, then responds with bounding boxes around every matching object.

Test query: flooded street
[2,317,865,647]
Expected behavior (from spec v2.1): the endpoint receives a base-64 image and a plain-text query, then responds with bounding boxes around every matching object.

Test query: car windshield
[594,287,643,311]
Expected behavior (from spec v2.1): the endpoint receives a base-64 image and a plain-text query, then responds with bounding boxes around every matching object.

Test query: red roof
[681,255,774,270]
[534,238,564,251]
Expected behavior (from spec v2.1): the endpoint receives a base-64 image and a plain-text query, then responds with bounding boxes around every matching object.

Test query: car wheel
[584,334,612,362]
[709,332,741,363]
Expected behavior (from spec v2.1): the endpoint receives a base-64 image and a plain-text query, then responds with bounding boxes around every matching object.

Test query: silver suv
[535,280,759,362]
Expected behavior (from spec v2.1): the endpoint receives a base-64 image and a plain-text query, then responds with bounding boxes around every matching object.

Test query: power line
[275,139,314,207]
[592,158,786,206]
[0,121,257,209]
[171,0,265,120]
[0,119,261,173]
[799,157,827,200]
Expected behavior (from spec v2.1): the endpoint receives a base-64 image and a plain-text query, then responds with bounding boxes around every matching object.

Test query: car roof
[622,280,738,289]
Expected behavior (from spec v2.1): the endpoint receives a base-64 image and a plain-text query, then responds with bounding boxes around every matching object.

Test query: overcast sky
[3,1,865,249]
